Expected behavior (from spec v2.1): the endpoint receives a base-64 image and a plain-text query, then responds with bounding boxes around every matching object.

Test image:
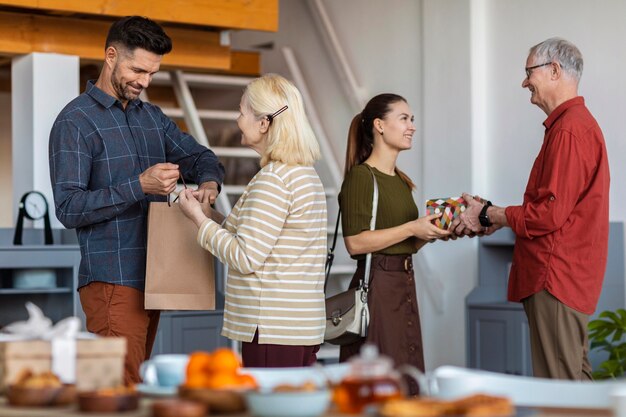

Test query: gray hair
[529,37,583,82]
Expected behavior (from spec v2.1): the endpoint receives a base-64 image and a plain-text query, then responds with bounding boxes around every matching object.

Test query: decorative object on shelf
[12,269,57,290]
[13,191,53,245]
[588,308,626,379]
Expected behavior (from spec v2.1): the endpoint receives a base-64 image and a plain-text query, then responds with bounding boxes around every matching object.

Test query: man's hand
[178,189,208,228]
[139,163,179,195]
[195,181,220,205]
[459,192,486,233]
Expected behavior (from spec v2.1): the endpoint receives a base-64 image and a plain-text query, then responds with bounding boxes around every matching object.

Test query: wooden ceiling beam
[223,51,261,76]
[0,11,232,72]
[0,0,278,32]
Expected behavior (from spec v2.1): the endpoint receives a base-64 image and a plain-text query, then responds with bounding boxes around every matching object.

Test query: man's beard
[111,65,141,102]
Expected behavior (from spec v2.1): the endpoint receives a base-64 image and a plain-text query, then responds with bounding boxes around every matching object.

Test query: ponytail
[344,113,373,176]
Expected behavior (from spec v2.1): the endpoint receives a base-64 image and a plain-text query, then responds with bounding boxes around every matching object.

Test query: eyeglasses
[266,105,288,124]
[525,62,552,78]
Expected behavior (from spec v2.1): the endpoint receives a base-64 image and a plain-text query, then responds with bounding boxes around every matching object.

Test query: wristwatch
[478,200,493,228]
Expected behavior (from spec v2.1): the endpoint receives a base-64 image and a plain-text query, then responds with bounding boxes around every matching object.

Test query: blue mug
[140,354,189,387]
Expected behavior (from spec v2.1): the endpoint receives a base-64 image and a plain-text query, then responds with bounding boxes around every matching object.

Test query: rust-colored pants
[79,282,160,385]
[242,331,320,367]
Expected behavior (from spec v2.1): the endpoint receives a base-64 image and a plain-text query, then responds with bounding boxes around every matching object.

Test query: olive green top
[339,164,420,260]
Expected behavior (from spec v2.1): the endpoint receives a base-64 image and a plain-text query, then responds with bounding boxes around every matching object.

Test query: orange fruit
[237,373,258,389]
[185,373,209,388]
[205,372,241,389]
[206,348,241,375]
[186,351,212,379]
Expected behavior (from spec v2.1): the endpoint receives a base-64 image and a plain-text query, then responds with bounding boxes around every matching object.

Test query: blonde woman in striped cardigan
[178,74,327,367]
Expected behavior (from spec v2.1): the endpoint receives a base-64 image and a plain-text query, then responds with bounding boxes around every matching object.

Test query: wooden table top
[0,397,613,417]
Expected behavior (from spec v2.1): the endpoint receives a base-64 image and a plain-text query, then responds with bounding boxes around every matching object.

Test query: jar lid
[347,344,394,378]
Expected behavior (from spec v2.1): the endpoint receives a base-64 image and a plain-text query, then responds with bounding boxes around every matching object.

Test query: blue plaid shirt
[49,81,225,291]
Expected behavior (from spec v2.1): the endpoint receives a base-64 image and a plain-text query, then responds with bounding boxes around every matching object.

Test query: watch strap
[479,200,493,227]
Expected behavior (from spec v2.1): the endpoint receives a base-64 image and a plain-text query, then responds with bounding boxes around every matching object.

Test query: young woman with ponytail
[338,94,449,392]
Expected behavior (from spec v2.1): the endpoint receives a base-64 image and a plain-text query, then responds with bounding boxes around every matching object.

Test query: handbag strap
[324,211,341,293]
[362,165,379,292]
[324,165,379,292]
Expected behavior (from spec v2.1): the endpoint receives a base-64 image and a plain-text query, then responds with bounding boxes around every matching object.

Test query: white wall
[232,0,423,184]
[0,91,12,227]
[420,0,476,369]
[321,0,423,184]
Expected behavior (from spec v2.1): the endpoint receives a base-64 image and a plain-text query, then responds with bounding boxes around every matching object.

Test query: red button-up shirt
[505,96,610,314]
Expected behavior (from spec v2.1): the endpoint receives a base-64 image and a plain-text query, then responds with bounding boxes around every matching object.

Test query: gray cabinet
[152,261,227,356]
[0,229,83,327]
[152,312,229,355]
[468,303,531,376]
[467,222,624,375]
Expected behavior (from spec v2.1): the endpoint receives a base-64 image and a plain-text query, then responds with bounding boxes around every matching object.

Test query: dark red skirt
[242,330,320,367]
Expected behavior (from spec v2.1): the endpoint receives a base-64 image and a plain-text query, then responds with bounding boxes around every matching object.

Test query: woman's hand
[177,189,208,228]
[410,213,451,241]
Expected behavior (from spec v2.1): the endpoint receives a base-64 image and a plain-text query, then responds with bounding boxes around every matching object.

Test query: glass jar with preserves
[333,345,404,414]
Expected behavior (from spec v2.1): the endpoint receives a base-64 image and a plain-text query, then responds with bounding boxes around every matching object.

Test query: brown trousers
[242,331,320,367]
[522,290,592,380]
[79,282,160,385]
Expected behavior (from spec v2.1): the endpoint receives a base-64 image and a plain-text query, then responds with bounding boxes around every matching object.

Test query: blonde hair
[242,74,320,167]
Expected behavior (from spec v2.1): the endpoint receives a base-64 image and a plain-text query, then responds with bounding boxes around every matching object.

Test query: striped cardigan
[197,162,327,345]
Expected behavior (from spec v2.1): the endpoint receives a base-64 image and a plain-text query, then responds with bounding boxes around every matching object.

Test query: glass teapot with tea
[332,344,427,414]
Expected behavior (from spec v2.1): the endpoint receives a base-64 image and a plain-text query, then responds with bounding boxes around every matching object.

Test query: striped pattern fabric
[197,162,327,345]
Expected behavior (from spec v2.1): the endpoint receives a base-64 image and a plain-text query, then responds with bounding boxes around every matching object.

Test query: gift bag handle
[168,173,188,206]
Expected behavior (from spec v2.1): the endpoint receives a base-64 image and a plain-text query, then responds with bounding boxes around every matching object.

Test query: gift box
[0,337,126,392]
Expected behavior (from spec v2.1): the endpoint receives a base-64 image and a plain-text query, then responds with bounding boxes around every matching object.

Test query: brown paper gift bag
[145,201,221,310]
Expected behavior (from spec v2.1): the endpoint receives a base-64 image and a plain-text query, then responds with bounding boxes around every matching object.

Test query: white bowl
[245,389,331,417]
[240,363,349,390]
[13,269,56,289]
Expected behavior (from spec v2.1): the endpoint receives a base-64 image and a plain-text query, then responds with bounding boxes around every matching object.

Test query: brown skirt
[339,254,424,393]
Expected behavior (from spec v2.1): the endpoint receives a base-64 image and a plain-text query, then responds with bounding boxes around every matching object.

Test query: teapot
[332,344,430,414]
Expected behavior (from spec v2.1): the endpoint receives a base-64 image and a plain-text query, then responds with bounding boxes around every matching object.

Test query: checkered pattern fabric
[49,81,224,290]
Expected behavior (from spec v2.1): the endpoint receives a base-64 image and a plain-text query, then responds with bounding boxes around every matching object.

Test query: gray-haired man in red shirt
[455,38,610,380]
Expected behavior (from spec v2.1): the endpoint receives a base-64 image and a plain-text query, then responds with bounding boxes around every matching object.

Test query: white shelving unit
[0,229,83,328]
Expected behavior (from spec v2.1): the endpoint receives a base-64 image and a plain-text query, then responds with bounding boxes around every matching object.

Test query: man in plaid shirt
[49,16,225,384]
